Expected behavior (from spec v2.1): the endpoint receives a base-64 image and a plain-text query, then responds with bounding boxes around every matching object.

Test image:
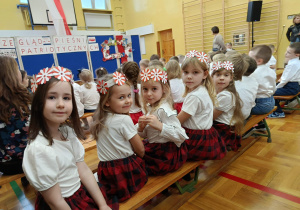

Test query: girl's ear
[105,100,110,107]
[203,70,209,79]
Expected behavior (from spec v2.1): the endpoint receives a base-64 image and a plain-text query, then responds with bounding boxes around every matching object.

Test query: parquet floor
[1,110,300,210]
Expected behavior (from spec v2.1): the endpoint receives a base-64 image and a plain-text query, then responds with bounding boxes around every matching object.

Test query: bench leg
[175,167,199,194]
[252,119,272,143]
[281,96,300,111]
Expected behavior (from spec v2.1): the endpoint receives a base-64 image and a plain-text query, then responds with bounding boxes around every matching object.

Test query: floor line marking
[10,181,33,209]
[219,172,300,204]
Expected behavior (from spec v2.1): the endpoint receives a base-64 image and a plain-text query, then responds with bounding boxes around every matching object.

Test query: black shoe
[21,176,29,187]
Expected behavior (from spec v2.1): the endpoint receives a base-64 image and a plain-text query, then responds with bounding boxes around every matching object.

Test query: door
[159,29,175,62]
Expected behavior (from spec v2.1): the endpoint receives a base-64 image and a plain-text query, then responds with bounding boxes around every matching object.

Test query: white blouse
[22,126,84,197]
[215,90,235,125]
[169,78,185,103]
[138,101,188,147]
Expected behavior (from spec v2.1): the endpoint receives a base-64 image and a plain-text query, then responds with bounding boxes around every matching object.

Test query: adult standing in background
[286,14,300,43]
[211,26,226,52]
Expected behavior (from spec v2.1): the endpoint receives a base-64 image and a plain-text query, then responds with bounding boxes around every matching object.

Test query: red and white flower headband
[31,66,72,93]
[185,50,209,64]
[140,68,168,84]
[211,61,234,74]
[96,71,126,94]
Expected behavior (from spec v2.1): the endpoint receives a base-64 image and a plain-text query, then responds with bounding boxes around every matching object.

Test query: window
[20,0,28,3]
[233,33,245,46]
[81,0,106,10]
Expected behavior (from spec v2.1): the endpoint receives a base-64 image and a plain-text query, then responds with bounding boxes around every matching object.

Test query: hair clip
[133,89,139,93]
[185,50,209,64]
[211,61,234,74]
[96,71,127,94]
[140,68,168,84]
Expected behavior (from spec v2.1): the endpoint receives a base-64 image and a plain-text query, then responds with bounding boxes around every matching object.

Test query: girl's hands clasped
[139,115,163,132]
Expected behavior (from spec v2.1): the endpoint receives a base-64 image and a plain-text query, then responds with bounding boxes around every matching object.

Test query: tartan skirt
[129,111,144,124]
[34,183,118,210]
[97,154,148,203]
[174,102,183,114]
[184,127,226,161]
[213,122,241,151]
[142,140,188,175]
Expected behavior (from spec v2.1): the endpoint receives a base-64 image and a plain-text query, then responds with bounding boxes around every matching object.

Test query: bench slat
[119,161,203,210]
[273,92,300,100]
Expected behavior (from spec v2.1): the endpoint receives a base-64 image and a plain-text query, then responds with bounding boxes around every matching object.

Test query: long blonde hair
[181,57,217,106]
[141,66,173,114]
[79,69,93,89]
[90,74,131,139]
[211,69,244,135]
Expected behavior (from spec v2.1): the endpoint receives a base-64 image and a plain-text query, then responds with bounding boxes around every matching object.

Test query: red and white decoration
[140,68,168,84]
[45,0,71,36]
[185,50,209,64]
[97,71,127,94]
[211,61,234,74]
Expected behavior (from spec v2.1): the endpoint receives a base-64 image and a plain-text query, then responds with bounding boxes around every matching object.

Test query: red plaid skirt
[184,127,226,160]
[143,140,188,175]
[174,102,183,114]
[213,122,241,151]
[129,111,143,124]
[97,154,148,203]
[35,183,119,210]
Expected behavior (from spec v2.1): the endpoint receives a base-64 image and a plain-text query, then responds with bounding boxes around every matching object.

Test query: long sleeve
[277,59,300,89]
[286,26,292,41]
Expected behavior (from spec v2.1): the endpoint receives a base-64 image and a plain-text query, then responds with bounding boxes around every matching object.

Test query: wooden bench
[119,160,204,210]
[80,112,94,119]
[241,106,277,143]
[0,137,97,186]
[274,92,300,111]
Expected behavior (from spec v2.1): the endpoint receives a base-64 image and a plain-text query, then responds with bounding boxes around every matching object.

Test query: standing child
[22,67,110,210]
[122,61,143,124]
[286,14,300,43]
[211,61,244,151]
[249,45,276,115]
[269,42,300,118]
[165,60,185,113]
[138,67,188,175]
[91,72,147,202]
[177,51,226,160]
[79,69,100,129]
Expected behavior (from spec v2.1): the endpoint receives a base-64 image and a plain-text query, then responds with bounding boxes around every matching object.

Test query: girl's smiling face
[212,69,233,93]
[105,84,132,114]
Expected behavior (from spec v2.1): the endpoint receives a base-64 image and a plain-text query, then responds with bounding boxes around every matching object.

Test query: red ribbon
[54,0,71,35]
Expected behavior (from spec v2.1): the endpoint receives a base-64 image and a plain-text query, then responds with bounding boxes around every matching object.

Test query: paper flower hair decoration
[96,80,109,94]
[113,72,126,86]
[31,75,38,93]
[211,61,234,74]
[36,67,54,85]
[52,66,72,82]
[96,71,127,94]
[30,66,73,93]
[140,68,168,84]
[140,68,151,82]
[186,50,209,64]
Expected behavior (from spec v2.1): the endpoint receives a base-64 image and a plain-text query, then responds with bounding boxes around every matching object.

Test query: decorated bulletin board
[0,37,20,68]
[54,36,89,80]
[16,36,55,76]
[3,34,141,79]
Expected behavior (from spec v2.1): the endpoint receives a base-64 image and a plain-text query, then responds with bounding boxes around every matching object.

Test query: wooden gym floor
[1,109,300,210]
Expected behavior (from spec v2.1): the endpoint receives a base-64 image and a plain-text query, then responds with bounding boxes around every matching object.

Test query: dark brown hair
[122,61,141,108]
[28,77,85,145]
[211,26,219,33]
[290,42,300,54]
[0,56,30,123]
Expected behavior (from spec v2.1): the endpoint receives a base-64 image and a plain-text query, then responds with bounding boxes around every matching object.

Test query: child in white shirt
[269,42,300,118]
